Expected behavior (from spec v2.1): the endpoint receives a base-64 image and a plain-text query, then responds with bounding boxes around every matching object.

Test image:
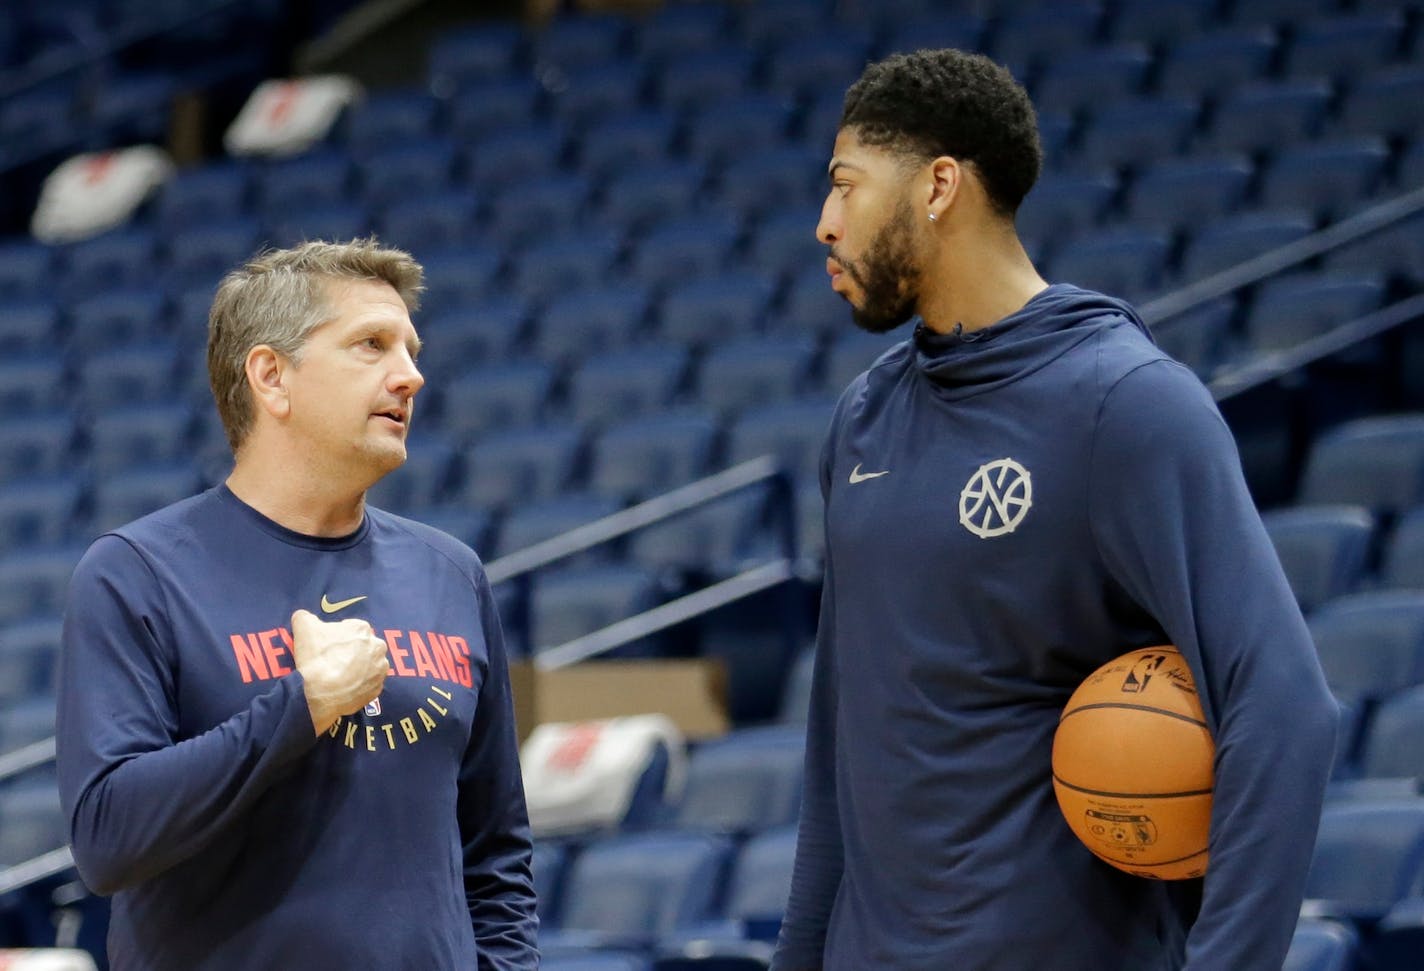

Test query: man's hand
[290,609,389,736]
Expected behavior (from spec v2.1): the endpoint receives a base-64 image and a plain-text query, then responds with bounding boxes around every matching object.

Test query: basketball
[1051,646,1214,881]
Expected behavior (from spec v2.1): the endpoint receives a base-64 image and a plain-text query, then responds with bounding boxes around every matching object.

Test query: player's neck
[918,223,1047,336]
[226,441,367,538]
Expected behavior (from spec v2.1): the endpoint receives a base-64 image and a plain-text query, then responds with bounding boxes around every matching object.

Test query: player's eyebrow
[827,159,866,181]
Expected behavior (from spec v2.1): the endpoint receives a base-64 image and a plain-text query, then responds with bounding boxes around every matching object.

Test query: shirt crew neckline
[215,484,372,551]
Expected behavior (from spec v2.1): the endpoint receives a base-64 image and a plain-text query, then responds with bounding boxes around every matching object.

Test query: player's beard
[836,197,922,334]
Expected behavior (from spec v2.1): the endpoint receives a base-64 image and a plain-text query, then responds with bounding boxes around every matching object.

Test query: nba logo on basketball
[364,699,381,716]
[1119,653,1169,694]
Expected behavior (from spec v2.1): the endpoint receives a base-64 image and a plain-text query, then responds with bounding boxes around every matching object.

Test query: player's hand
[289,608,389,736]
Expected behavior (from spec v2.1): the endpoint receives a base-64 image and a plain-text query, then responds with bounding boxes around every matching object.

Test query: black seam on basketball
[1090,847,1209,869]
[1052,773,1213,799]
[1058,702,1208,729]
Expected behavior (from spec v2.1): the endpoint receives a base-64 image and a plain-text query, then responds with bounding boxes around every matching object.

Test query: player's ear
[245,344,290,419]
[926,155,962,219]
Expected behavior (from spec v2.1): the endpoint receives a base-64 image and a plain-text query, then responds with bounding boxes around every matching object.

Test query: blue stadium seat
[513,230,623,306]
[670,725,804,835]
[734,0,831,47]
[0,617,61,704]
[726,397,836,487]
[1283,12,1406,81]
[1231,0,1341,29]
[799,90,848,152]
[427,22,526,93]
[417,297,528,379]
[153,163,251,231]
[0,695,57,757]
[627,216,741,292]
[264,203,371,251]
[821,329,902,392]
[0,546,81,627]
[533,13,629,73]
[1324,209,1424,290]
[1122,155,1255,236]
[89,71,177,144]
[0,476,84,549]
[779,268,851,341]
[487,174,593,247]
[495,494,624,561]
[0,356,68,416]
[1298,415,1424,517]
[448,78,545,139]
[695,335,819,419]
[0,87,76,159]
[627,486,768,578]
[1048,228,1171,300]
[1200,79,1333,157]
[685,94,795,164]
[0,241,55,301]
[779,643,816,724]
[1333,65,1424,141]
[566,346,690,430]
[1257,139,1390,222]
[164,217,262,288]
[550,63,648,134]
[0,782,66,867]
[363,436,456,513]
[79,340,183,411]
[588,410,721,502]
[542,953,649,971]
[63,227,158,296]
[880,12,987,59]
[1031,45,1153,117]
[1177,210,1316,282]
[634,2,729,65]
[254,150,354,218]
[578,110,678,179]
[535,285,651,364]
[1015,171,1118,243]
[747,206,824,280]
[1358,686,1424,782]
[415,504,494,553]
[1150,298,1236,377]
[716,146,823,218]
[1264,504,1372,609]
[455,424,584,510]
[0,411,75,485]
[657,271,777,345]
[89,464,202,536]
[67,286,170,352]
[528,564,661,654]
[991,2,1103,77]
[654,46,756,113]
[1109,0,1217,46]
[549,831,733,946]
[1382,509,1424,591]
[1304,799,1424,923]
[1074,97,1199,173]
[1375,896,1424,971]
[356,138,459,209]
[1157,29,1279,102]
[416,244,506,318]
[763,29,874,98]
[341,88,442,150]
[438,361,556,446]
[724,825,798,933]
[464,123,570,188]
[599,160,708,233]
[378,190,482,253]
[1244,274,1386,353]
[1309,592,1424,723]
[1283,918,1359,971]
[87,403,195,476]
[0,300,60,354]
[532,839,571,927]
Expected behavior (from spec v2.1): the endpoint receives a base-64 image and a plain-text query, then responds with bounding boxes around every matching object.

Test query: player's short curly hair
[208,237,423,453]
[840,48,1042,217]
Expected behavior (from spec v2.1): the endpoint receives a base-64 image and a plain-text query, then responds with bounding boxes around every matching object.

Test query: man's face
[818,127,924,334]
[281,278,424,484]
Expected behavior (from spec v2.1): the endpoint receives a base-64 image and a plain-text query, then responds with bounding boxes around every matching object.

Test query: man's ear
[926,155,963,221]
[245,345,290,420]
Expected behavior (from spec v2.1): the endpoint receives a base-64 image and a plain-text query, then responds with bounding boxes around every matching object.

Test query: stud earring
[928,212,938,222]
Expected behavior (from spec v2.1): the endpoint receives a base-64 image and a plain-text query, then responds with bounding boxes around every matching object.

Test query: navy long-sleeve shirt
[772,285,1338,970]
[57,486,538,970]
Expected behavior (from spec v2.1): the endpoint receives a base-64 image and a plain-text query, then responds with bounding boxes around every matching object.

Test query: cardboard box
[508,658,729,742]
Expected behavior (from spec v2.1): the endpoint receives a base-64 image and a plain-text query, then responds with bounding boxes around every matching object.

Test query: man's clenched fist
[290,608,389,735]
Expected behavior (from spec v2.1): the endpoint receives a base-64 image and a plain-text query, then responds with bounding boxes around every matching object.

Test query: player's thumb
[290,608,318,637]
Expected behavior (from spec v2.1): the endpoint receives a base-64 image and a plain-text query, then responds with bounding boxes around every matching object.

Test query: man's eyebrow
[827,159,866,180]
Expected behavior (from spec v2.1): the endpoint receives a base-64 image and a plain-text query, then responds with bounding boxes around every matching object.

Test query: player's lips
[826,258,844,287]
[371,406,407,428]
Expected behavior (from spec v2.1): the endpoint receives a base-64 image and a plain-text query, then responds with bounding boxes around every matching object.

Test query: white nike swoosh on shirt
[849,463,891,484]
